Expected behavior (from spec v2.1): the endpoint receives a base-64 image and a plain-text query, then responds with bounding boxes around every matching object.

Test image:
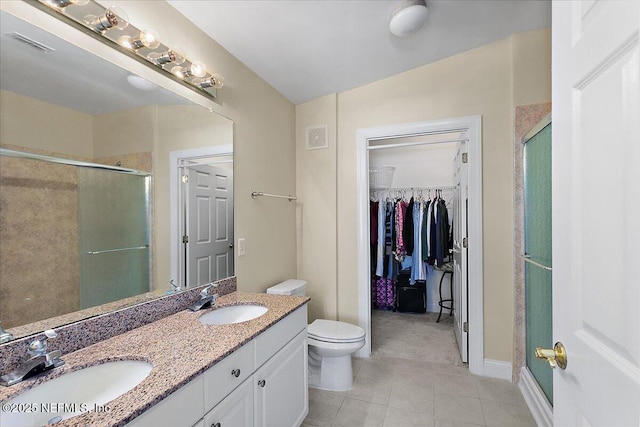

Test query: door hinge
[463,322,468,333]
[181,174,189,184]
[462,152,468,163]
[462,237,468,248]
[182,235,189,244]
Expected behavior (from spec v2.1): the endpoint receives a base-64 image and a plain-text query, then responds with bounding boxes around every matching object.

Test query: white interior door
[452,142,468,363]
[552,1,640,425]
[185,164,234,287]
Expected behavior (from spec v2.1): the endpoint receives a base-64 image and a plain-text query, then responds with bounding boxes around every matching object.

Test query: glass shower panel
[78,168,150,309]
[524,122,553,404]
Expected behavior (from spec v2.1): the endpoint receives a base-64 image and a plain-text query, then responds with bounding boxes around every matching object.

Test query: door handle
[535,342,567,369]
[231,368,241,377]
[258,379,266,387]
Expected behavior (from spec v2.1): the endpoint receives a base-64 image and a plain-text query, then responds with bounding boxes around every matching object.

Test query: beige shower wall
[296,28,551,365]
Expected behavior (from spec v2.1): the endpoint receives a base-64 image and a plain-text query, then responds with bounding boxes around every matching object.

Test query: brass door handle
[535,342,567,369]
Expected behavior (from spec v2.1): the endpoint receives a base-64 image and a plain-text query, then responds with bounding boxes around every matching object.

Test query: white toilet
[266,279,365,392]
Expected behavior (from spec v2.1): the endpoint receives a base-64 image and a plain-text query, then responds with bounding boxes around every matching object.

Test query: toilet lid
[308,319,365,343]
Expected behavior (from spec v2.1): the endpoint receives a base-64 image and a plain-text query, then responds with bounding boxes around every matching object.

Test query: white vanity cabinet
[125,304,308,427]
[254,330,308,427]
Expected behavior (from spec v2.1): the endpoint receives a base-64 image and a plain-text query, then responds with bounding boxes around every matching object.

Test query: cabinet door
[204,378,253,427]
[254,330,308,427]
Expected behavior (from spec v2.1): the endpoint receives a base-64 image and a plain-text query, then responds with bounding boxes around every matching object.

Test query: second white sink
[0,360,152,427]
[199,304,268,325]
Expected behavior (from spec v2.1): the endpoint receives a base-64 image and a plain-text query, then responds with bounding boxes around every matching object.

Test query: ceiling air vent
[5,32,55,52]
[306,125,328,150]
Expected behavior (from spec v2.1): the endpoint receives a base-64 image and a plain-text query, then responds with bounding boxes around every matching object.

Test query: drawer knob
[211,423,221,427]
[231,368,241,378]
[258,379,266,387]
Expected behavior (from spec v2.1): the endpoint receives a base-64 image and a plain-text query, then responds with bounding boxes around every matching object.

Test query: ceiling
[168,0,551,105]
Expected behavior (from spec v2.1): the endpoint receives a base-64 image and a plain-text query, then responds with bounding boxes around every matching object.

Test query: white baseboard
[518,367,553,427]
[482,359,513,381]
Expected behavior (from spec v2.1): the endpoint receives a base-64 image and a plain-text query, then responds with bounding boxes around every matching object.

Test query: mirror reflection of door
[182,162,234,287]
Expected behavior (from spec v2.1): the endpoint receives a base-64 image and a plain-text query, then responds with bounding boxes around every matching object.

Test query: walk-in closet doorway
[355,116,485,376]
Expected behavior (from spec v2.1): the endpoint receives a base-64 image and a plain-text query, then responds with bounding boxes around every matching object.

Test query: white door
[185,164,234,287]
[452,142,468,363]
[552,1,640,426]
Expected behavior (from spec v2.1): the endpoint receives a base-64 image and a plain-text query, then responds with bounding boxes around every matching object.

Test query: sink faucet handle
[200,284,217,297]
[28,329,57,357]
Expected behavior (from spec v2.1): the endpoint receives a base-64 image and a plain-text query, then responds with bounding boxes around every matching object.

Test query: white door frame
[170,144,233,288]
[355,115,484,376]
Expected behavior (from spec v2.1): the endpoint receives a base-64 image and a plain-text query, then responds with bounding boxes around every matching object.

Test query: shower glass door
[78,168,150,309]
[524,121,553,404]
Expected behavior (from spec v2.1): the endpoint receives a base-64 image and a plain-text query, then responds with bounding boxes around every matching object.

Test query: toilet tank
[266,279,307,296]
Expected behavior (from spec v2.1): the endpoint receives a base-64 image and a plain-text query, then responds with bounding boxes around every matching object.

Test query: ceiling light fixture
[389,0,429,38]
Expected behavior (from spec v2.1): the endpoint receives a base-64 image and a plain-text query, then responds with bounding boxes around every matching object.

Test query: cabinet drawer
[125,375,204,427]
[204,340,255,411]
[255,305,307,368]
[203,376,254,427]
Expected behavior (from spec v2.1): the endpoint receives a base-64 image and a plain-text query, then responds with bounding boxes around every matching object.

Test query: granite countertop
[0,292,309,427]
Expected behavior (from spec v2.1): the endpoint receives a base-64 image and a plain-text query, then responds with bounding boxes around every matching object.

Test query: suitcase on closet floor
[396,280,426,313]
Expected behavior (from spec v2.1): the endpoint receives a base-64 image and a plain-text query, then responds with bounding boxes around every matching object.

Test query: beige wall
[296,29,551,365]
[295,94,338,321]
[1,90,94,158]
[102,1,297,292]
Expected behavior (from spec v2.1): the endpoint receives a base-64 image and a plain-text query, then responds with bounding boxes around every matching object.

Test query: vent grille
[306,125,328,150]
[5,32,56,52]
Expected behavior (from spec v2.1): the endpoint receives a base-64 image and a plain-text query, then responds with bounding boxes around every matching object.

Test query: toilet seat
[308,319,365,344]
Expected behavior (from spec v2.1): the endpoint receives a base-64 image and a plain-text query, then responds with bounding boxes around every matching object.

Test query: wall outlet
[238,238,246,256]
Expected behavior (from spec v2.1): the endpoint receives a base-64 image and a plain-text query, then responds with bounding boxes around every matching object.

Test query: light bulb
[83,7,128,32]
[147,50,184,66]
[139,29,160,49]
[190,61,207,78]
[195,73,224,89]
[45,0,89,8]
[118,29,160,50]
[171,65,188,79]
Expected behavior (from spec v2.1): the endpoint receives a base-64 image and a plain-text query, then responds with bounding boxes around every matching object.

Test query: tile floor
[303,310,536,427]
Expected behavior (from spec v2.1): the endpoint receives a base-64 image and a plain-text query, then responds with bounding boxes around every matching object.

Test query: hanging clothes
[394,200,408,262]
[410,200,427,283]
[375,200,385,277]
[403,197,415,255]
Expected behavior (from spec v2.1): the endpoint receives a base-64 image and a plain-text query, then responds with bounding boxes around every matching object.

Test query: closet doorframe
[355,115,484,376]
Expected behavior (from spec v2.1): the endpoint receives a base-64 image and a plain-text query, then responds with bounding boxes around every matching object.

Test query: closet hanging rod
[367,137,467,151]
[370,186,456,192]
[251,191,297,201]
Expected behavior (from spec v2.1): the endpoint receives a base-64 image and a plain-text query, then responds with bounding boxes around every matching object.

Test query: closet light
[83,7,129,32]
[118,29,160,50]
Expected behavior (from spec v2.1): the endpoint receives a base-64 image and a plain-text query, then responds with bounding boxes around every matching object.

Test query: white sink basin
[0,360,152,427]
[199,304,268,325]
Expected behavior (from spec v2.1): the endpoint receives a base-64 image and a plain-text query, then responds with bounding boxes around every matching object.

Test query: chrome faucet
[0,329,65,387]
[0,321,14,344]
[189,284,218,311]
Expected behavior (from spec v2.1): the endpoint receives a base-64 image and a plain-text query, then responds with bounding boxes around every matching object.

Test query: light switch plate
[238,238,246,256]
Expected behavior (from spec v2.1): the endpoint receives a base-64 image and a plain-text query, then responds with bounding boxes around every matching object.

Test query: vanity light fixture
[171,61,207,79]
[147,50,185,66]
[194,73,225,89]
[34,0,224,99]
[44,0,89,9]
[83,7,129,33]
[118,28,160,50]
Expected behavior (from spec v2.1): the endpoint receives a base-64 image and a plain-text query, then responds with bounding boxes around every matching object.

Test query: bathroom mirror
[0,8,234,341]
